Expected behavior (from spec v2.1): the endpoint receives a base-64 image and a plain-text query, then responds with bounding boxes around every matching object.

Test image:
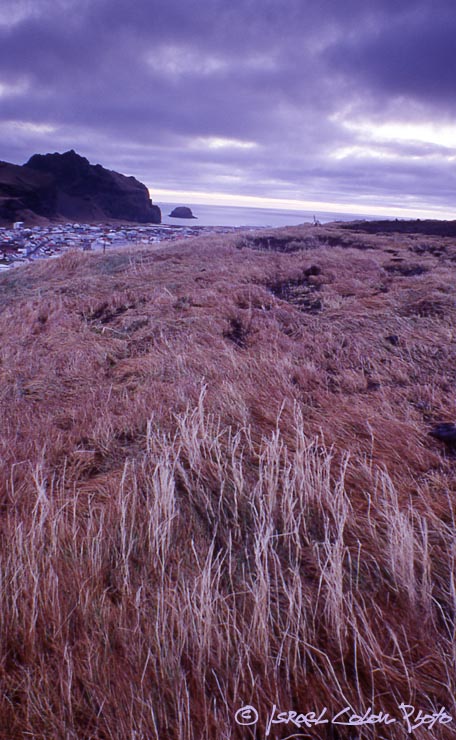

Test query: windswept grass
[1,223,456,738]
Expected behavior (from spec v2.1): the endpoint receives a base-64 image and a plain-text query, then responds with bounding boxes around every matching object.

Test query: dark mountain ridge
[0,150,161,224]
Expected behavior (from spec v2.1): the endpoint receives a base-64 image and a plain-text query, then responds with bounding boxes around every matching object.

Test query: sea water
[157,202,381,228]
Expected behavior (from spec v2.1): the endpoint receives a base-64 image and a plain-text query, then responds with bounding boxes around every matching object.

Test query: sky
[0,0,455,218]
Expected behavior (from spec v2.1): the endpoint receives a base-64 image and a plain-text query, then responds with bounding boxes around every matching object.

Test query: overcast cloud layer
[1,0,455,215]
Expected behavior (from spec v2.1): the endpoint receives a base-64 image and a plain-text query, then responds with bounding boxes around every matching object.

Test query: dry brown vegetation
[1,222,456,739]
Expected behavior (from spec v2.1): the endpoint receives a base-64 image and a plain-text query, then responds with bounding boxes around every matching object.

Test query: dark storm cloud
[326,0,456,112]
[0,0,454,214]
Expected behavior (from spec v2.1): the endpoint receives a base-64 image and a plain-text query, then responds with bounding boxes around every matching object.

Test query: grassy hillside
[1,223,456,739]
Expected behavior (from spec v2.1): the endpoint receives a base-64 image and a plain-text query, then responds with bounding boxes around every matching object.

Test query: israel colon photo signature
[234,703,453,737]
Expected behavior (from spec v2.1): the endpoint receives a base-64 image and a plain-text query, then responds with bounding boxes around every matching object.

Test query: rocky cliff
[0,150,161,224]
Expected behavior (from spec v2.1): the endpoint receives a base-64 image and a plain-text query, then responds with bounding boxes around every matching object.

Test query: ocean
[157,202,380,228]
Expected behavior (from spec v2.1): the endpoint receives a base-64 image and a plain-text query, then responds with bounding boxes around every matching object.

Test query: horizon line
[150,188,456,221]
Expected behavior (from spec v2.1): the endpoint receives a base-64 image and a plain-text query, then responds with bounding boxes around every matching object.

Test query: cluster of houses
[0,221,246,271]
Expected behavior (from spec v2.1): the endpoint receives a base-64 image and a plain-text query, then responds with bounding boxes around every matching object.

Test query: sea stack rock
[169,206,197,219]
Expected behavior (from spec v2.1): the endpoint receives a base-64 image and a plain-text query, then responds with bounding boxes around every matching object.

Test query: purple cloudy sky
[1,0,455,215]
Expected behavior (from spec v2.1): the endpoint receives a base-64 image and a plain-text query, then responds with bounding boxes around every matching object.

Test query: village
[0,220,252,270]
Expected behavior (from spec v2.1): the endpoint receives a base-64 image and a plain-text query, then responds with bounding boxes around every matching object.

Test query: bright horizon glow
[151,187,456,220]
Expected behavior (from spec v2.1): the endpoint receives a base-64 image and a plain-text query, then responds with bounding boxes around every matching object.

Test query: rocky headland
[0,150,161,225]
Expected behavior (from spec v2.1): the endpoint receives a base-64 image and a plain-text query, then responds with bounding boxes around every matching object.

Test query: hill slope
[0,150,161,224]
[1,223,456,738]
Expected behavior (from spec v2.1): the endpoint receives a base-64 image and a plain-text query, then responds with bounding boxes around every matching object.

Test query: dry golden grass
[1,223,456,738]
